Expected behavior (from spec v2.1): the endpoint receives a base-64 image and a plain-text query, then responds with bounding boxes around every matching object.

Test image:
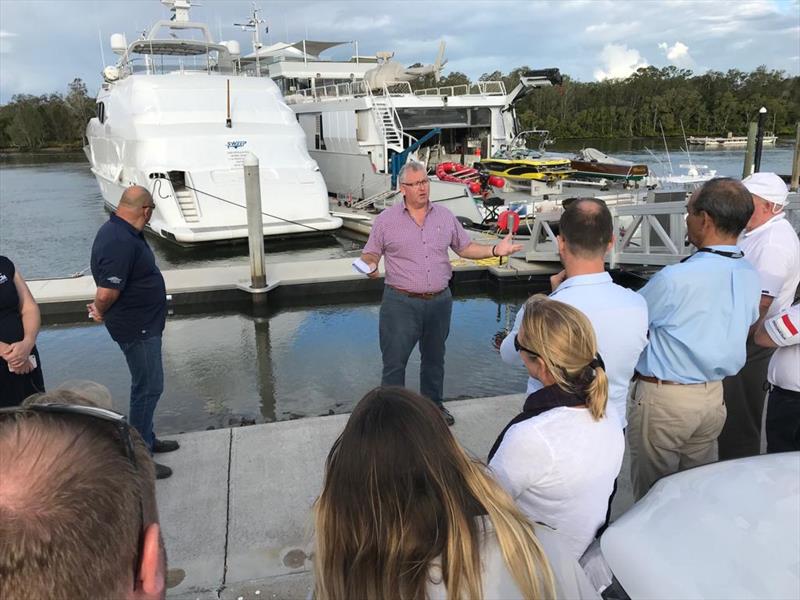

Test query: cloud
[593,43,648,81]
[584,21,641,42]
[658,41,694,66]
[0,30,17,54]
[333,15,390,32]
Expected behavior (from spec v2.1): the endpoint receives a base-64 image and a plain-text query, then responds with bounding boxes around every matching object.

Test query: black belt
[772,385,800,400]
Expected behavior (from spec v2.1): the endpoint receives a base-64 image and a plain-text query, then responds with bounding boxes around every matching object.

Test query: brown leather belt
[635,372,692,386]
[388,285,447,300]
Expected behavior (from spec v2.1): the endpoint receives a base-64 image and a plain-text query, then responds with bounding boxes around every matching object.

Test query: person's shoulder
[0,255,14,276]
[503,416,551,449]
[93,221,135,255]
[768,217,799,242]
[607,281,649,308]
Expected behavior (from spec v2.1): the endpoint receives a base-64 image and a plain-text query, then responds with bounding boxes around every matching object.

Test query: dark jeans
[379,285,452,404]
[720,341,774,460]
[118,335,163,451]
[766,386,800,453]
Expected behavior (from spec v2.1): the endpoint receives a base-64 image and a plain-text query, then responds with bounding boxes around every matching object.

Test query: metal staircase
[175,188,200,223]
[350,189,401,211]
[371,94,404,154]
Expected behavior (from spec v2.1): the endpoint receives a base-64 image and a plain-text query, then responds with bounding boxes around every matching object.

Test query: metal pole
[742,121,758,179]
[754,106,767,173]
[791,122,800,192]
[244,153,267,290]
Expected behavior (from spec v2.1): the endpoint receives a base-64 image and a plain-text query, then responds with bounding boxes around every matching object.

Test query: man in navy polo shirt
[88,185,177,479]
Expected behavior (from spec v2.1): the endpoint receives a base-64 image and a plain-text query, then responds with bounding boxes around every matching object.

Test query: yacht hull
[86,75,342,244]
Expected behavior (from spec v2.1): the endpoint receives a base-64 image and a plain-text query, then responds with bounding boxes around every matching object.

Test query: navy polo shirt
[90,214,167,343]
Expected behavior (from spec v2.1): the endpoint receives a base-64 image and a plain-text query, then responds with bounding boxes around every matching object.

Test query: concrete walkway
[156,394,634,600]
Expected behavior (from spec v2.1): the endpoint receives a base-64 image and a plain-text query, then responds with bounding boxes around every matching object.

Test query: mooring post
[754,106,767,173]
[742,121,758,178]
[244,153,267,292]
[791,122,800,192]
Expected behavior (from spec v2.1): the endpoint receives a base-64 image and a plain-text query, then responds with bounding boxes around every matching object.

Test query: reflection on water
[38,292,537,434]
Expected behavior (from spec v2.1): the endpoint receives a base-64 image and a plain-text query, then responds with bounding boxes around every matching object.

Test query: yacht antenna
[680,119,694,167]
[234,3,267,77]
[97,28,107,69]
[659,121,673,176]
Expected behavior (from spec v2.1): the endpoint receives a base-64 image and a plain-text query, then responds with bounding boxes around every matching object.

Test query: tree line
[0,79,95,151]
[1,67,798,150]
[418,64,799,139]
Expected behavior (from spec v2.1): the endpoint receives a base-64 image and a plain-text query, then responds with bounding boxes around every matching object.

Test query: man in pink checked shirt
[360,162,521,425]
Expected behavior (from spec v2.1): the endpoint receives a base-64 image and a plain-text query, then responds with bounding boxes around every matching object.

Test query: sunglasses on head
[0,402,145,580]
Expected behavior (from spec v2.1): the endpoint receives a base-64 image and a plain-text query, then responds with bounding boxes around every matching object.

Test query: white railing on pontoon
[523,194,800,268]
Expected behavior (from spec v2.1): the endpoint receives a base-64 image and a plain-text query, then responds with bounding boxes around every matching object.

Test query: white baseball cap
[742,172,789,206]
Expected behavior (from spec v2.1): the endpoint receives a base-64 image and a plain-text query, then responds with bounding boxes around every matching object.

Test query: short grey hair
[398,161,427,185]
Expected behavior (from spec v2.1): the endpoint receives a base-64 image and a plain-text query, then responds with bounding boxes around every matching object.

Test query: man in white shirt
[720,172,800,459]
[754,303,800,453]
[500,198,649,428]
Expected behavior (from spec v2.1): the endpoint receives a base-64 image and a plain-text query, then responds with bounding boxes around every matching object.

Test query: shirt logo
[0,273,7,285]
[107,276,122,284]
[226,140,247,150]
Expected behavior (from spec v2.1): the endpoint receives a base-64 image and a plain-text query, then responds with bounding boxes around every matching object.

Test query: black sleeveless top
[0,256,24,344]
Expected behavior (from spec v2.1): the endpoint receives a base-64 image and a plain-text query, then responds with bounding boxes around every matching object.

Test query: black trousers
[766,386,800,453]
[720,341,774,459]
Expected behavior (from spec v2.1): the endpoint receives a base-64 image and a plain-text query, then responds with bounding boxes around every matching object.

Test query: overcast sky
[0,0,798,103]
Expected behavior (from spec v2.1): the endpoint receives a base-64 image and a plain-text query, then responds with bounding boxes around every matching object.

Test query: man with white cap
[719,172,800,459]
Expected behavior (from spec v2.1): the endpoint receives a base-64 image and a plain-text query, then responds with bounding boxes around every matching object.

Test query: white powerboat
[84,0,341,244]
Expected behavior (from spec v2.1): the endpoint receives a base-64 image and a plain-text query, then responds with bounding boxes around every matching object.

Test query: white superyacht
[84,0,341,244]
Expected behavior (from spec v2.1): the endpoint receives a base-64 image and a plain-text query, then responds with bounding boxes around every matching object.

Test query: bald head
[559,197,613,258]
[119,185,153,210]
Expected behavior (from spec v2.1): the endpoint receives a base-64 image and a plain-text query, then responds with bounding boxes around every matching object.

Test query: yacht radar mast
[234,3,267,76]
[161,0,196,23]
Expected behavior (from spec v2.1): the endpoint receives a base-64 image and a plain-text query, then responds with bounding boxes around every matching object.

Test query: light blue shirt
[635,246,761,383]
[500,272,649,428]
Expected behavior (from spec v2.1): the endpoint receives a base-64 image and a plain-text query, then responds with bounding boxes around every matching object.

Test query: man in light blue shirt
[500,198,649,428]
[630,178,760,499]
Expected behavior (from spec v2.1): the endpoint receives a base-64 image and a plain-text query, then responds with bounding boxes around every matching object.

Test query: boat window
[315,115,326,150]
[97,102,106,124]
[469,107,491,127]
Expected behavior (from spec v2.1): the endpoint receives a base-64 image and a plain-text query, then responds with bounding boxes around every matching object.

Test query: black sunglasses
[513,334,539,358]
[0,403,144,580]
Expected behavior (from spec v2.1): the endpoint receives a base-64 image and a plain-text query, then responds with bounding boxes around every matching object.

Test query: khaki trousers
[628,379,726,500]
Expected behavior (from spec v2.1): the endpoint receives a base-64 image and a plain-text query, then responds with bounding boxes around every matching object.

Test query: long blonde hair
[519,295,609,420]
[313,387,556,600]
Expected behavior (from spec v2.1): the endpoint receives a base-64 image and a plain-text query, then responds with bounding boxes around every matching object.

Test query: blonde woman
[489,295,624,559]
[313,386,598,600]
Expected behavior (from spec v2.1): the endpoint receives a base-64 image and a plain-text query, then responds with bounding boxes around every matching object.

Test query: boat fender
[497,210,520,234]
[487,175,505,188]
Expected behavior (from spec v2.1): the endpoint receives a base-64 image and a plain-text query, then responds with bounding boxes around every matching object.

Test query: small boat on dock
[687,132,778,147]
[477,130,574,183]
[569,147,649,182]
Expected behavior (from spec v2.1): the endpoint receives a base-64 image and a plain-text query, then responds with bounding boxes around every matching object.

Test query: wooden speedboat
[569,148,648,182]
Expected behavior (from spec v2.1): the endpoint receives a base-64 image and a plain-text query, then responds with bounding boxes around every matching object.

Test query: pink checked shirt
[363,201,472,294]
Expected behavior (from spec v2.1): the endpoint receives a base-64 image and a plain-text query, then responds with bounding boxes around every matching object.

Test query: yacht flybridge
[84,0,341,244]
